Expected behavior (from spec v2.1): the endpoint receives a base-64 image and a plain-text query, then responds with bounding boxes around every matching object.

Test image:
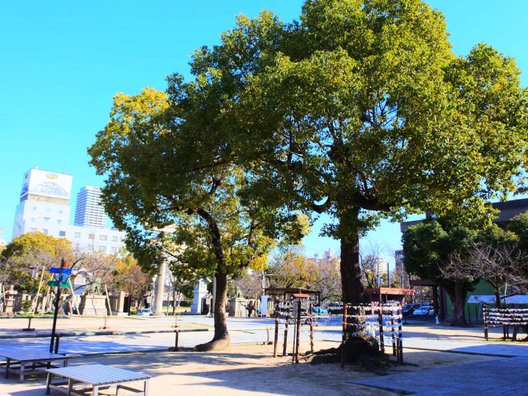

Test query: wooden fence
[483,306,528,340]
[342,303,403,366]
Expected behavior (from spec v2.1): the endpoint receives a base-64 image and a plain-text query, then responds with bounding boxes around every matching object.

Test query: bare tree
[441,241,528,306]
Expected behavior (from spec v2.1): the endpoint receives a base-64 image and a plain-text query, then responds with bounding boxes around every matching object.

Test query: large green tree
[89,89,305,350]
[181,0,528,316]
[1,232,74,292]
[91,0,528,351]
[402,220,478,325]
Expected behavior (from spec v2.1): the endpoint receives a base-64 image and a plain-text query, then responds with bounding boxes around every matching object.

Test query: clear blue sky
[1,1,527,268]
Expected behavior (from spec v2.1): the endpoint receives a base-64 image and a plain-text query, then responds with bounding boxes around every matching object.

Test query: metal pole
[49,259,65,353]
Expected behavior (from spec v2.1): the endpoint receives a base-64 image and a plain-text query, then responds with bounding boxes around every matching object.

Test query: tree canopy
[89,88,307,350]
[91,0,528,348]
[402,220,478,325]
[1,232,74,292]
[176,0,528,306]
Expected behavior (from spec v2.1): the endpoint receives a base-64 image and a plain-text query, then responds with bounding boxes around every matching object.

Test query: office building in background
[75,186,105,227]
[12,167,125,254]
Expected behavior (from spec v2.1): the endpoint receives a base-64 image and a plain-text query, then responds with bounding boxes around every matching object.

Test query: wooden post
[391,310,396,357]
[378,304,385,366]
[69,283,78,316]
[104,284,113,317]
[43,286,51,313]
[282,307,289,357]
[273,310,279,358]
[309,302,314,354]
[341,304,347,368]
[397,305,403,364]
[294,299,301,364]
[484,306,489,341]
[174,330,179,350]
[32,268,46,314]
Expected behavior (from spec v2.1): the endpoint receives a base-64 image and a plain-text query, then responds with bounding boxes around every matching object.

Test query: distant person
[246,301,255,318]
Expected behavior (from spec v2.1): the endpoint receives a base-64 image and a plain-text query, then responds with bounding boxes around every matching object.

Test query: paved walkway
[2,316,528,395]
[353,356,528,395]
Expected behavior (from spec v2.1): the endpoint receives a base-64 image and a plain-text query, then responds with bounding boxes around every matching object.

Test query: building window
[44,217,50,222]
[88,234,95,240]
[42,229,49,235]
[30,228,37,232]
[100,235,108,241]
[110,247,117,254]
[59,231,66,237]
[57,220,62,225]
[98,245,107,252]
[74,232,81,238]
[31,217,35,222]
[111,236,118,242]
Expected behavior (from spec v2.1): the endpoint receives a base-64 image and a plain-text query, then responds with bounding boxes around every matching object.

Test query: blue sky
[0,1,527,267]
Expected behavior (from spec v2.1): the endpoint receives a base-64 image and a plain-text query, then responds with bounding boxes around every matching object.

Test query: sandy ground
[0,340,500,396]
[0,316,520,395]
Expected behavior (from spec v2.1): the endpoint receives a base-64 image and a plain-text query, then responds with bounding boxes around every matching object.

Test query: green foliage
[1,232,74,292]
[402,220,477,287]
[171,0,528,304]
[509,211,528,250]
[269,247,319,289]
[110,255,151,304]
[89,86,305,281]
[92,0,528,313]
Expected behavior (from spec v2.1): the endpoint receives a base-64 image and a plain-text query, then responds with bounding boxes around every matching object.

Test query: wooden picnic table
[46,363,151,396]
[0,348,72,381]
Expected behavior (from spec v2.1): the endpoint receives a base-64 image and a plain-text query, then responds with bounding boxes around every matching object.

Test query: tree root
[307,338,390,371]
[195,336,230,352]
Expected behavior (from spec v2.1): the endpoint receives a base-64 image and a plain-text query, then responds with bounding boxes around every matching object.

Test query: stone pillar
[260,295,269,317]
[4,285,17,315]
[118,291,126,313]
[152,261,167,316]
[191,280,208,314]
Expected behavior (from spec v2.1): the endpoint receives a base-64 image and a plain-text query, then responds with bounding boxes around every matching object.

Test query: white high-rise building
[13,168,73,238]
[13,168,126,255]
[75,186,105,227]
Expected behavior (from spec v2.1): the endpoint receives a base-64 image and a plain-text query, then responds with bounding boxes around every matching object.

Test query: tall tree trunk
[494,289,501,307]
[339,213,378,363]
[213,272,229,342]
[196,271,230,351]
[446,281,467,326]
[340,235,364,304]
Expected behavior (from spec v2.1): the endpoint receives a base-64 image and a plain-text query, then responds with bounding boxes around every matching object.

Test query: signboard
[49,268,72,275]
[20,168,72,200]
[47,281,71,288]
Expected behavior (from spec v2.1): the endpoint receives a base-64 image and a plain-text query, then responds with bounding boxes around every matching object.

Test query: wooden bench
[46,363,151,396]
[0,348,72,382]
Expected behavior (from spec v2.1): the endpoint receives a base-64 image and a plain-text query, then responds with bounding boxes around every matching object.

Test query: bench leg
[68,378,73,395]
[20,362,25,382]
[46,372,52,394]
[5,358,10,379]
[144,379,149,396]
[93,385,99,396]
